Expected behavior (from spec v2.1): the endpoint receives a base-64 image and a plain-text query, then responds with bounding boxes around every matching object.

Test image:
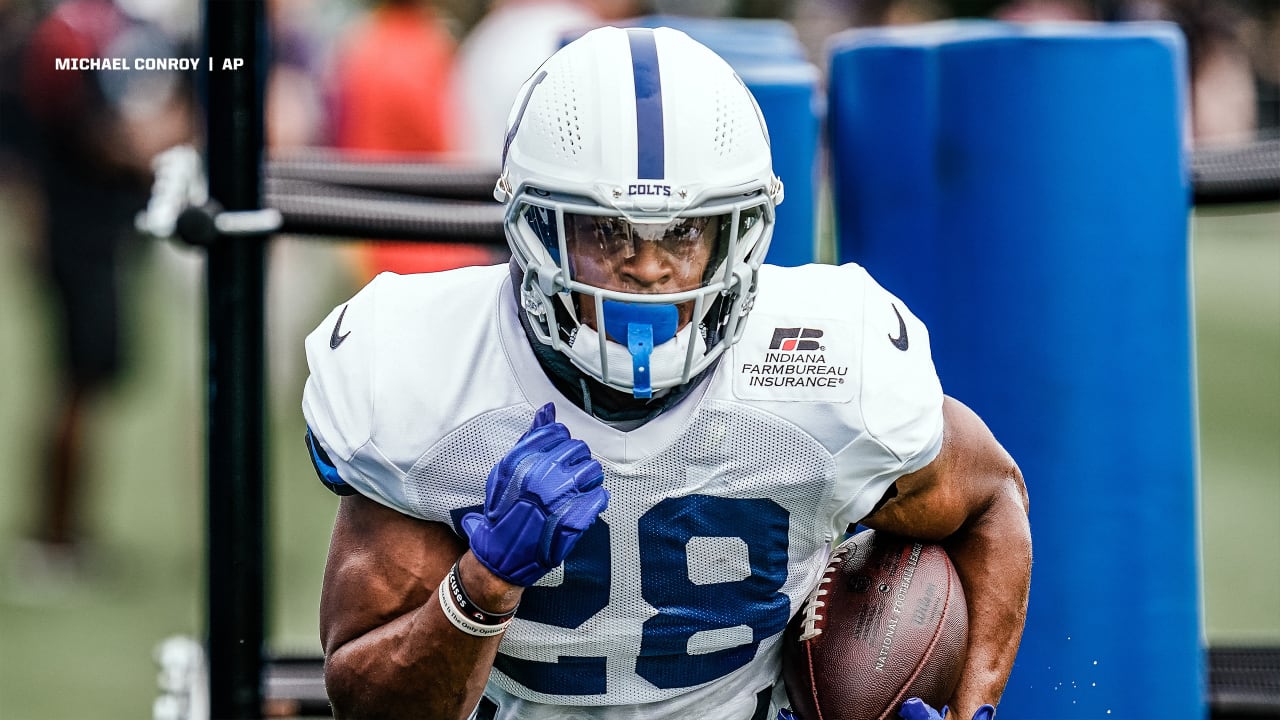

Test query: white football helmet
[496,26,783,398]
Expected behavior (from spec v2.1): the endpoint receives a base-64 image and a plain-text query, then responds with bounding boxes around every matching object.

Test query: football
[781,529,968,720]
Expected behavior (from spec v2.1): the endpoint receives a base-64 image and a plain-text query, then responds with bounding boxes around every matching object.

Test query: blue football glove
[899,698,996,720]
[461,403,610,587]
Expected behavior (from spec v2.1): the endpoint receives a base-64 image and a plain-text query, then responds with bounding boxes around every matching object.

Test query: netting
[1191,138,1280,205]
[267,150,500,201]
[253,141,1279,246]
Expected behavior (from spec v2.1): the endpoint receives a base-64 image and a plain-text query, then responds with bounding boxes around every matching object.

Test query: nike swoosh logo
[888,304,909,351]
[330,305,351,349]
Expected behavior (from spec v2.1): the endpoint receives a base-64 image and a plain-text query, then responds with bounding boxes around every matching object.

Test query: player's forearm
[325,604,497,718]
[942,473,1031,717]
[325,553,523,719]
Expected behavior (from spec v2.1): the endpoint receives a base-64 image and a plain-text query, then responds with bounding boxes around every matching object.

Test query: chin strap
[601,301,678,399]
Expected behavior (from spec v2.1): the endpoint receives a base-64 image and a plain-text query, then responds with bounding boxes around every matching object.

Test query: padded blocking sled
[828,21,1202,719]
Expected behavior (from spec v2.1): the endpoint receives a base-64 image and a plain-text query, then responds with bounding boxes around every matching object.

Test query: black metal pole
[203,1,268,717]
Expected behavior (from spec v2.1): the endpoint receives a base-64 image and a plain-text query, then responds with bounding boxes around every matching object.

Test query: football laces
[798,542,852,641]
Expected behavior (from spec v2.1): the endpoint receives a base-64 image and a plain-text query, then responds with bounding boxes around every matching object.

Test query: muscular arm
[860,396,1031,717]
[320,493,522,719]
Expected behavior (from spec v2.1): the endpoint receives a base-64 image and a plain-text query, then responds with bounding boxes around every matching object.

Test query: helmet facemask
[508,188,774,398]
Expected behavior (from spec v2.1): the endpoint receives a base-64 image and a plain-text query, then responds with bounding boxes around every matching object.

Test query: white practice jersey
[302,263,944,720]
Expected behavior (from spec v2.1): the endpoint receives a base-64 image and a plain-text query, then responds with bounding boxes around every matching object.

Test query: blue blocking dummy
[828,22,1201,718]
[569,17,821,266]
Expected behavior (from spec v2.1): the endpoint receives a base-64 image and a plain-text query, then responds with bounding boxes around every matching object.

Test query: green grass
[1192,204,1280,644]
[0,183,1275,717]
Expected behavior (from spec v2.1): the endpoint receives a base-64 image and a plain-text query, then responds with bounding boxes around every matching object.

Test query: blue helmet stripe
[502,70,548,167]
[626,28,664,179]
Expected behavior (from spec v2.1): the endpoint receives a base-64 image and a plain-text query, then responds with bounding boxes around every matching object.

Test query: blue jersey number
[493,494,791,695]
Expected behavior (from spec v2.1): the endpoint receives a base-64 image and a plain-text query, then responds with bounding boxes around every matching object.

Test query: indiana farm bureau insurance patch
[732,315,857,403]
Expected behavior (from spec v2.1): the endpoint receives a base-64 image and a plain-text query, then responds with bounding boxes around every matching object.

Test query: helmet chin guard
[498,26,783,397]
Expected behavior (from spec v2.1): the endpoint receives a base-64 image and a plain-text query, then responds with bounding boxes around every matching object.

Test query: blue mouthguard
[601,301,678,399]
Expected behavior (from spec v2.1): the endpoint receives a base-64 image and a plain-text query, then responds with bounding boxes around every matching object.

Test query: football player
[303,26,1030,720]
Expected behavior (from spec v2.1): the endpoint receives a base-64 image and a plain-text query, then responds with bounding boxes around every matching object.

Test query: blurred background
[0,0,1276,717]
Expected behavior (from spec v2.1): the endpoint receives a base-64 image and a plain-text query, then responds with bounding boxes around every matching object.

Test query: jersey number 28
[461,494,792,696]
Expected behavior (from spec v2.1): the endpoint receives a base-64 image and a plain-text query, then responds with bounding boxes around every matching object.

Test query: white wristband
[438,576,512,638]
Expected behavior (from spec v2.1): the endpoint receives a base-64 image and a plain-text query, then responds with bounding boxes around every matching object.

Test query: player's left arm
[859,395,1031,719]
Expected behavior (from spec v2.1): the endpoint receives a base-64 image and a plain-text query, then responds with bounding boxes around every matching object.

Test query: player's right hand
[461,403,609,587]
